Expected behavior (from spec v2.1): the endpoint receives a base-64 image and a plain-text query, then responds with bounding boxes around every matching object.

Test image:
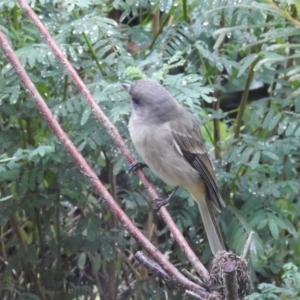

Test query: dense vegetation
[0,0,300,299]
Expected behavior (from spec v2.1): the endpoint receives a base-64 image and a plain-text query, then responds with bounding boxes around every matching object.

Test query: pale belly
[129,122,199,188]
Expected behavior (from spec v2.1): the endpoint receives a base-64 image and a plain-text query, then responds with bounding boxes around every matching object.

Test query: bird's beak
[122,83,131,92]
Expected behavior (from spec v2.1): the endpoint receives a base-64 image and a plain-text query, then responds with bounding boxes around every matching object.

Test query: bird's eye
[132,97,141,106]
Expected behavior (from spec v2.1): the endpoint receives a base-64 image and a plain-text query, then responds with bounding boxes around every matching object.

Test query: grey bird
[123,79,226,255]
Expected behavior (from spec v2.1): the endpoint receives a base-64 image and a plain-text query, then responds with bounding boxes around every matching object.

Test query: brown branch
[0,28,208,298]
[224,262,238,300]
[181,269,205,287]
[15,0,209,282]
[185,290,207,300]
[152,10,160,36]
[135,251,171,282]
[187,289,222,300]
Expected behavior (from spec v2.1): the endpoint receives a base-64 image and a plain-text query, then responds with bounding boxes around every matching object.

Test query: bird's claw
[154,186,179,211]
[154,198,171,211]
[129,161,148,173]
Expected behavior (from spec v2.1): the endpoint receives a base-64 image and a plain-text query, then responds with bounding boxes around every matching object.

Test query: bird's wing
[170,116,225,211]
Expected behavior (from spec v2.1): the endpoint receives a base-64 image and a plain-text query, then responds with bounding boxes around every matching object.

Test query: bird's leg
[129,161,148,173]
[155,186,179,211]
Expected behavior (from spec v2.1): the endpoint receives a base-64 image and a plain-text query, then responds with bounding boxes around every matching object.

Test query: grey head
[122,79,179,124]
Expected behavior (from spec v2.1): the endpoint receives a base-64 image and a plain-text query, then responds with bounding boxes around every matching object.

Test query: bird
[123,79,226,255]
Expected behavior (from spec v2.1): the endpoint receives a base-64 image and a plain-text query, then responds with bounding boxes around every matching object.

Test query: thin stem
[267,0,300,27]
[213,97,221,159]
[242,231,255,259]
[234,56,261,139]
[212,13,225,160]
[152,9,160,36]
[62,74,68,102]
[196,45,222,156]
[182,0,189,23]
[147,9,172,50]
[12,5,20,30]
[72,10,104,76]
[0,226,7,261]
[135,251,171,282]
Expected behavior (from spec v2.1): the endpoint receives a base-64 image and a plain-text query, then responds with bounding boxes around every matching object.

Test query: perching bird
[123,79,225,255]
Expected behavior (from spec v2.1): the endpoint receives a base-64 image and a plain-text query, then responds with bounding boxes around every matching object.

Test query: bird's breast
[129,119,199,187]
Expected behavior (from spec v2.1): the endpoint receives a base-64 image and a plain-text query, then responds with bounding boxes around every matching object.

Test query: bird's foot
[129,161,148,173]
[155,186,179,211]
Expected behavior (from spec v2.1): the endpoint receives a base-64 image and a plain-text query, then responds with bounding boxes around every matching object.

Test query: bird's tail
[188,186,225,255]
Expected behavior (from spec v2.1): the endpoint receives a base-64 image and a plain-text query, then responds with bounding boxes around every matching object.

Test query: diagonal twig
[135,251,171,282]
[242,231,254,259]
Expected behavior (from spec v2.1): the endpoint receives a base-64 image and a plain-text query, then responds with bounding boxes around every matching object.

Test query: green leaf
[92,130,103,146]
[81,106,92,126]
[285,121,297,136]
[125,67,147,80]
[249,152,260,170]
[268,217,279,239]
[295,126,300,137]
[287,181,299,194]
[271,215,287,230]
[78,141,87,151]
[92,254,102,273]
[87,137,96,150]
[28,245,38,266]
[113,156,125,175]
[277,117,289,135]
[263,151,279,161]
[295,97,300,113]
[0,169,19,181]
[262,109,274,129]
[237,54,259,77]
[272,185,280,198]
[269,113,281,131]
[0,195,13,202]
[257,218,268,230]
[241,147,254,164]
[77,253,86,270]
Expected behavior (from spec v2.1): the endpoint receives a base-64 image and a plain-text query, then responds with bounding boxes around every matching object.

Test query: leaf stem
[182,0,189,23]
[72,10,104,77]
[234,56,261,139]
[267,0,300,27]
